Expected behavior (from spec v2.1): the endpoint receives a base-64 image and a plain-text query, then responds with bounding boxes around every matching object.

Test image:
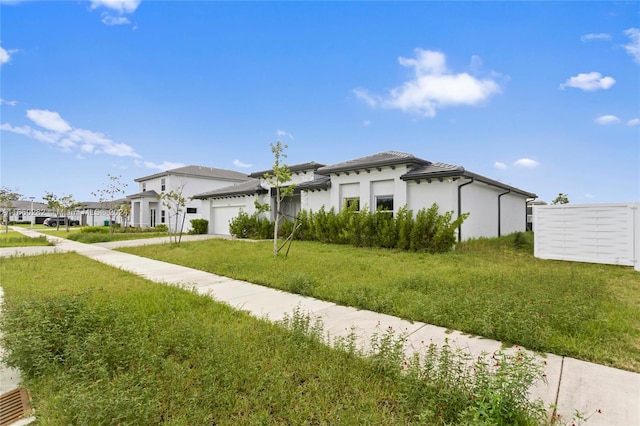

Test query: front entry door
[150,208,156,227]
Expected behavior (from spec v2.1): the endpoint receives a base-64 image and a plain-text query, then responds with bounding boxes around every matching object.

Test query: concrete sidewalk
[2,227,639,425]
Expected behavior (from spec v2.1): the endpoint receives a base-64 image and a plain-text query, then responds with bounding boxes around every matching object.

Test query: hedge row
[230,203,468,254]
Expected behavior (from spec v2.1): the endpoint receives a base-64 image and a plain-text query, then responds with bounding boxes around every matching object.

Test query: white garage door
[211,206,243,235]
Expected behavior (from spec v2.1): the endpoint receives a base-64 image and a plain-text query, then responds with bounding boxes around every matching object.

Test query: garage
[211,205,243,235]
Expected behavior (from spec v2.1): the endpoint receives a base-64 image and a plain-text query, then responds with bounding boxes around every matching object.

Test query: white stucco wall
[458,181,498,240]
[327,166,408,213]
[457,181,528,240]
[406,180,457,213]
[500,192,527,235]
[301,189,331,213]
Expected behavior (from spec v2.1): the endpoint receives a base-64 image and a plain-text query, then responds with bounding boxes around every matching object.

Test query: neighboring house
[80,199,129,227]
[0,199,128,227]
[194,162,326,234]
[527,199,548,231]
[194,151,537,240]
[128,165,250,232]
[1,200,51,225]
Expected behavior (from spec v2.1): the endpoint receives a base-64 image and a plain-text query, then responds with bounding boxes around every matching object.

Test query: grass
[1,253,549,425]
[65,231,170,243]
[0,230,52,247]
[119,233,640,372]
[13,224,169,243]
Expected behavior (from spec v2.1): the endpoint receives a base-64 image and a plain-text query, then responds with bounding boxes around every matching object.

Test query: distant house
[1,200,51,225]
[527,199,548,231]
[194,151,537,240]
[80,199,129,227]
[128,165,250,232]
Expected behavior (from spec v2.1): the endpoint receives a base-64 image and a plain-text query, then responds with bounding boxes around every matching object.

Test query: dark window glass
[344,197,360,211]
[376,195,393,212]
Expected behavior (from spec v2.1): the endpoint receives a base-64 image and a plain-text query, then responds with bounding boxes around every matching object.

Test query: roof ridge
[432,161,463,169]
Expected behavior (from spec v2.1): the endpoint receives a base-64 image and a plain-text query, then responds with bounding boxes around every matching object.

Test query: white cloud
[355,49,501,117]
[627,118,640,127]
[0,123,30,136]
[26,109,72,133]
[90,0,141,14]
[0,98,17,106]
[143,161,185,171]
[276,129,294,139]
[101,14,131,25]
[2,109,141,158]
[233,159,252,168]
[494,161,507,170]
[624,28,640,63]
[559,72,615,91]
[90,0,140,27]
[514,158,540,168]
[584,193,595,199]
[0,45,17,66]
[594,115,620,125]
[0,47,9,64]
[581,33,611,42]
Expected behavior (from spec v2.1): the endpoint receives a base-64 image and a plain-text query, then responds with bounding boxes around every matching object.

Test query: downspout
[497,189,511,237]
[457,178,474,242]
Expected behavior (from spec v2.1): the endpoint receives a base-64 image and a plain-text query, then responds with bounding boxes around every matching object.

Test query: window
[142,182,146,191]
[161,178,166,191]
[186,207,197,214]
[376,195,394,213]
[344,197,360,211]
[161,210,165,223]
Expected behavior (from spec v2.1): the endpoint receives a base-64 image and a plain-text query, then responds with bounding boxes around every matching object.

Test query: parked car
[43,217,80,227]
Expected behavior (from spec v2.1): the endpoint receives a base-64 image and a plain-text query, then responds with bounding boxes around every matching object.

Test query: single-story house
[128,165,250,232]
[193,151,537,240]
[0,199,129,226]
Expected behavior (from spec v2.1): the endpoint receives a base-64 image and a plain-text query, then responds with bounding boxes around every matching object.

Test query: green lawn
[0,230,52,247]
[119,234,640,372]
[0,253,549,425]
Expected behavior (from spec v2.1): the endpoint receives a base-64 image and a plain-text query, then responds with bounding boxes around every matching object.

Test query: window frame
[375,195,394,214]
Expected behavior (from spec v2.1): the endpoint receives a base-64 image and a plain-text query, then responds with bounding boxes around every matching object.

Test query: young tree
[43,192,63,231]
[264,141,296,257]
[158,182,187,244]
[119,204,131,230]
[59,194,83,232]
[0,187,22,233]
[92,174,128,233]
[552,193,569,205]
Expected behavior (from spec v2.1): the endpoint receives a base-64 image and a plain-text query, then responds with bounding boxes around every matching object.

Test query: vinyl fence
[533,203,640,271]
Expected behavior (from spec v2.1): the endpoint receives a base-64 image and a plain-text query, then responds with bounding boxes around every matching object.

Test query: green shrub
[189,219,208,235]
[229,210,274,239]
[154,224,168,232]
[297,203,465,254]
[80,226,110,234]
[279,218,294,239]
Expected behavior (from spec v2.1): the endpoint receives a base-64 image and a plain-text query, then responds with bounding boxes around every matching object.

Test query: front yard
[118,233,640,372]
[1,253,550,425]
[0,230,52,247]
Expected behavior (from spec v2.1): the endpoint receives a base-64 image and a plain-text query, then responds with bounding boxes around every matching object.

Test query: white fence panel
[533,203,639,271]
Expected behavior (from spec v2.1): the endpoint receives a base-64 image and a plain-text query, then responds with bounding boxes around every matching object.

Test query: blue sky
[1,1,639,204]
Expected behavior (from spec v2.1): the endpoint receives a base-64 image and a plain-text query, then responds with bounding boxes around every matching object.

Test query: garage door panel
[211,206,243,235]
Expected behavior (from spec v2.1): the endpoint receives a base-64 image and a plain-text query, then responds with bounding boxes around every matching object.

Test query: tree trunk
[273,188,280,257]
